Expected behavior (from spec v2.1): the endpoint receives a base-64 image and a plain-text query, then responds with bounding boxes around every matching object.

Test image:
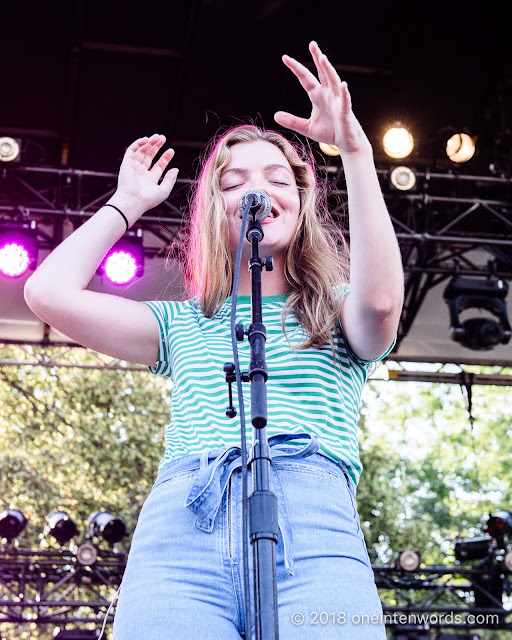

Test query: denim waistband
[153,432,347,577]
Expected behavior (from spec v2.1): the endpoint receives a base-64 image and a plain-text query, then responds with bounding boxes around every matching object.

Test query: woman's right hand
[113,134,179,224]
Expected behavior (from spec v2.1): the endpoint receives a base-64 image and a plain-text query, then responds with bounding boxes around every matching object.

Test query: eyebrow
[221,164,293,177]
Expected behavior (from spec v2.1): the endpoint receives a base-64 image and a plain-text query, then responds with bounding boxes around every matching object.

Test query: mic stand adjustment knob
[223,362,249,418]
[236,323,246,341]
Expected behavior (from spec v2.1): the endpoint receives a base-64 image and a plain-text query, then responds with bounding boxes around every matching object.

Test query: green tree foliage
[1,348,512,639]
[358,377,512,565]
[0,347,170,551]
[0,346,171,639]
[358,376,512,640]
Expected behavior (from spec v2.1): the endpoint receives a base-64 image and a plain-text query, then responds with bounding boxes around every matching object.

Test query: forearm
[340,147,404,313]
[24,192,145,304]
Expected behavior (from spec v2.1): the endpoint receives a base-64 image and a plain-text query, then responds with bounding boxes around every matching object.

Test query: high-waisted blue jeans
[112,433,386,639]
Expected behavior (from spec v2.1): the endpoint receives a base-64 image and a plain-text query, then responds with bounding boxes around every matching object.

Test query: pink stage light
[0,241,31,277]
[0,221,38,278]
[97,229,144,284]
[104,249,138,285]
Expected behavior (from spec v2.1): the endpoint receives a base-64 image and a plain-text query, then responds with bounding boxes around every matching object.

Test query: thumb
[160,167,179,198]
[274,111,309,136]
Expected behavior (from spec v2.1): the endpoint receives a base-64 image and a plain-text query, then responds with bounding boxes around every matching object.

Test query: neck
[234,254,289,297]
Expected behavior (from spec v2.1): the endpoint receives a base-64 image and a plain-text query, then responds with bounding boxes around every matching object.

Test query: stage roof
[1,0,511,366]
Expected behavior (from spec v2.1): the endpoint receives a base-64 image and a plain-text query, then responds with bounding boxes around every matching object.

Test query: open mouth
[240,208,279,220]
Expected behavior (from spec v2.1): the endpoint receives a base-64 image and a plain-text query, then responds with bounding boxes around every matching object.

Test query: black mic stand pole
[244,216,279,640]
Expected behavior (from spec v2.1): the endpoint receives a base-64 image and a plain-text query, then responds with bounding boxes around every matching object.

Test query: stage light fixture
[45,511,79,546]
[390,166,417,191]
[98,229,144,285]
[444,276,511,351]
[383,125,414,159]
[472,570,504,610]
[319,142,340,156]
[76,542,98,566]
[493,130,512,176]
[454,536,493,562]
[0,221,38,277]
[88,511,127,545]
[0,136,21,163]
[0,508,28,543]
[446,132,476,163]
[485,510,512,538]
[395,549,421,571]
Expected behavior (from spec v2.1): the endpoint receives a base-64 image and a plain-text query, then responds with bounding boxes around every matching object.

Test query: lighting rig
[0,507,127,633]
[1,126,511,352]
[317,123,512,354]
[376,510,512,638]
[3,506,512,635]
[444,276,511,351]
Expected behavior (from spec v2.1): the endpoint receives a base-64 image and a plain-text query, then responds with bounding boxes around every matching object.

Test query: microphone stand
[225,206,279,640]
[245,217,279,640]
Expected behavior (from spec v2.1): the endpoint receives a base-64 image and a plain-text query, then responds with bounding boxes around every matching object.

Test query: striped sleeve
[142,300,182,377]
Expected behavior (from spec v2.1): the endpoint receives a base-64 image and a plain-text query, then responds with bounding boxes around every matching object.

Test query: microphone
[238,189,271,221]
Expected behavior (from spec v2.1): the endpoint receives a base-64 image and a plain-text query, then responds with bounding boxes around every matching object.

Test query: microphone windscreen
[238,189,272,221]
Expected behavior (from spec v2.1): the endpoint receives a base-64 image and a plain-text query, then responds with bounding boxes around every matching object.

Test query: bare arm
[24,134,179,366]
[338,150,403,360]
[275,41,403,360]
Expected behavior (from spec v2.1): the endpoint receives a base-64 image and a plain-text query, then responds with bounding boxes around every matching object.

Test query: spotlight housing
[444,276,511,350]
[493,130,512,177]
[485,510,512,539]
[0,136,21,163]
[454,536,493,562]
[0,508,28,543]
[76,542,98,566]
[472,570,504,610]
[395,549,421,571]
[383,125,414,159]
[98,229,144,285]
[390,166,417,191]
[45,511,79,546]
[446,132,476,163]
[88,511,127,545]
[0,221,38,277]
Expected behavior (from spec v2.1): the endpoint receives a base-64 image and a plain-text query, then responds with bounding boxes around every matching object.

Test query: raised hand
[274,41,372,156]
[116,134,179,214]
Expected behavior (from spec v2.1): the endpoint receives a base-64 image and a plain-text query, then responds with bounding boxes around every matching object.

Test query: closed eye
[222,184,243,191]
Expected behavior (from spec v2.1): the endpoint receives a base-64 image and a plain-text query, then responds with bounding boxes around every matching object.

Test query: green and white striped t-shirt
[144,293,392,486]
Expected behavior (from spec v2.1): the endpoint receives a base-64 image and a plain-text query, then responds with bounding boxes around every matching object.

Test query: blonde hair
[183,124,349,350]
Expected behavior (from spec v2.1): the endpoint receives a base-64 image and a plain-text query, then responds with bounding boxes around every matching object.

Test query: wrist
[339,143,375,173]
[106,191,146,225]
[338,140,374,162]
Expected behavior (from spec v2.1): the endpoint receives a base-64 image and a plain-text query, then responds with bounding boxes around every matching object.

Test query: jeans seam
[151,467,198,491]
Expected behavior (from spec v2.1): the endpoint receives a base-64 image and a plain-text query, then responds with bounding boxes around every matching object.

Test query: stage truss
[1,546,511,634]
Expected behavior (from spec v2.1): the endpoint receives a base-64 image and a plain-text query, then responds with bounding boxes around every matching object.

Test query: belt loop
[200,449,210,471]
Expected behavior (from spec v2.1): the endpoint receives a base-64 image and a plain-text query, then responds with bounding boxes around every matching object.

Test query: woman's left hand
[274,41,372,156]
